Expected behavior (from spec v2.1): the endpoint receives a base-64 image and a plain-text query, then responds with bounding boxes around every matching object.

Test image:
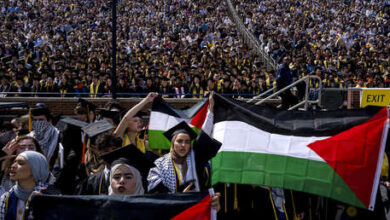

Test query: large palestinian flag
[148,96,210,149]
[211,94,388,210]
[29,193,214,220]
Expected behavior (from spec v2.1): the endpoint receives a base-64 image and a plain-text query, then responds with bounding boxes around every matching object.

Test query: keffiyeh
[31,120,59,160]
[147,149,199,193]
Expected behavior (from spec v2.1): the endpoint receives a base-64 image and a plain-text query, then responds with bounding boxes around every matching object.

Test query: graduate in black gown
[54,98,97,194]
[76,121,118,195]
[54,117,89,194]
[147,121,221,193]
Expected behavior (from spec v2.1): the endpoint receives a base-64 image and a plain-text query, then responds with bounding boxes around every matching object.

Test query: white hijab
[108,163,144,195]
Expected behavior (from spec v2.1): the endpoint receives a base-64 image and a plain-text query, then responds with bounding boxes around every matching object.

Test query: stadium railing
[224,0,278,71]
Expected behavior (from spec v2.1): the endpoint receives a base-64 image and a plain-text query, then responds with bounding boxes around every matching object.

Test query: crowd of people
[1,92,390,219]
[0,0,273,99]
[0,93,225,219]
[235,0,390,89]
[0,0,388,101]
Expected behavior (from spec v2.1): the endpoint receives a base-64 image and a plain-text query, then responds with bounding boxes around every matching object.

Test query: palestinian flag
[148,96,210,149]
[29,193,214,220]
[211,94,389,210]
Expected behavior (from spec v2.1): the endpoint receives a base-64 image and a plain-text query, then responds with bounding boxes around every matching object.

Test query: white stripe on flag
[149,111,191,131]
[213,121,327,162]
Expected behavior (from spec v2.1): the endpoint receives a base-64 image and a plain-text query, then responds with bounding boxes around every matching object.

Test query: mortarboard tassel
[28,109,32,132]
[81,136,86,164]
[224,184,227,213]
[234,184,238,210]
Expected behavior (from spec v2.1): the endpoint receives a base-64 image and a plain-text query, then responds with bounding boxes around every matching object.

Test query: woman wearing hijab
[0,136,44,196]
[108,158,144,196]
[147,121,221,211]
[147,121,201,193]
[100,143,155,196]
[0,151,49,220]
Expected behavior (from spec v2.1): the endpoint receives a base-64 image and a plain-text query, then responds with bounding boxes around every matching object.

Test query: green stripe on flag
[211,151,365,209]
[148,130,171,150]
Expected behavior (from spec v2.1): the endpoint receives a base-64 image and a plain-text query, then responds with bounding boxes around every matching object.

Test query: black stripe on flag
[29,193,208,220]
[152,96,208,119]
[214,94,384,137]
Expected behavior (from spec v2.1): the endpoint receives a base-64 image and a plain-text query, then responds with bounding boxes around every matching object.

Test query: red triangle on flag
[171,195,211,220]
[308,108,387,208]
[190,100,209,130]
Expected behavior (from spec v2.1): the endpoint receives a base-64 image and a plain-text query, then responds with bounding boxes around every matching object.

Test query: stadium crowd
[235,0,390,89]
[0,91,389,219]
[0,0,390,218]
[1,0,388,100]
[0,0,269,99]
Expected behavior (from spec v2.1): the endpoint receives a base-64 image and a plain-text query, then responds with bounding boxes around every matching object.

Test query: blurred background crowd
[0,0,389,100]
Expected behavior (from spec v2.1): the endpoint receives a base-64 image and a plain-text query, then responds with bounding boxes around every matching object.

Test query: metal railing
[0,91,273,99]
[247,75,322,111]
[224,0,277,71]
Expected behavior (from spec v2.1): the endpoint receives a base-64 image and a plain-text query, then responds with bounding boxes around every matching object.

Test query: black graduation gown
[237,185,277,220]
[76,170,109,195]
[193,130,221,191]
[60,124,84,159]
[54,152,87,195]
[284,190,310,220]
[149,131,221,194]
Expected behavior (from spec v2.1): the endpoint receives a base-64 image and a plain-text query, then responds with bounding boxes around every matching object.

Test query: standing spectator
[276,57,298,109]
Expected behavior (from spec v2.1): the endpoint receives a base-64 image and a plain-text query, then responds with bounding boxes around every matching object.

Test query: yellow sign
[361,89,390,108]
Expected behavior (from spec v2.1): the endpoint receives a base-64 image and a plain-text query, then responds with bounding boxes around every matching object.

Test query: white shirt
[16,200,25,220]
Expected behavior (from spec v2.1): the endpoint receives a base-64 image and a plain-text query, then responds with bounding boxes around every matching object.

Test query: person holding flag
[114,92,158,154]
[147,92,221,196]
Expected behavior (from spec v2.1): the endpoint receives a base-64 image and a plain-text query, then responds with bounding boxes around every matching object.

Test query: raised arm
[113,92,158,138]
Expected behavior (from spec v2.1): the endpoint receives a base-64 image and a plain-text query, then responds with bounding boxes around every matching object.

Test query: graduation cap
[58,117,89,129]
[100,144,155,178]
[56,117,89,158]
[82,119,115,139]
[163,121,197,142]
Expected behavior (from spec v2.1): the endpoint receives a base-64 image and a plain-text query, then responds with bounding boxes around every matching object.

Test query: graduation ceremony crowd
[0,93,224,220]
[0,0,260,99]
[0,0,390,219]
[236,0,390,89]
[1,0,388,100]
[1,92,390,220]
